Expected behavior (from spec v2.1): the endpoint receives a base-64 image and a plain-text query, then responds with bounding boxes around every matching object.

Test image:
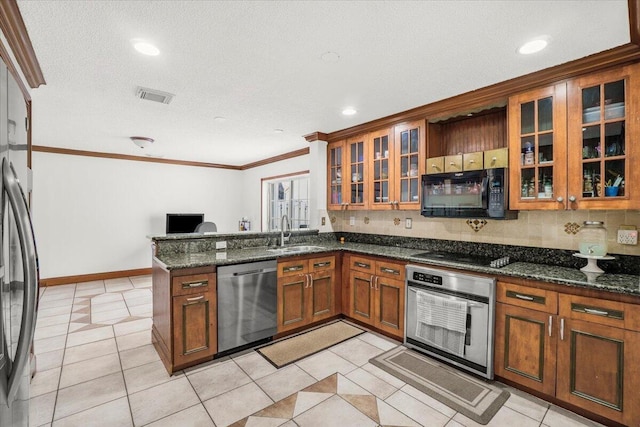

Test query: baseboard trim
[40,268,152,287]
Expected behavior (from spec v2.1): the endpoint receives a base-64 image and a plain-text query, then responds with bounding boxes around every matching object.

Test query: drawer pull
[355,262,371,269]
[314,262,331,268]
[380,267,399,275]
[505,290,545,304]
[583,308,610,317]
[182,280,208,289]
[186,295,204,303]
[571,303,624,320]
[283,265,304,273]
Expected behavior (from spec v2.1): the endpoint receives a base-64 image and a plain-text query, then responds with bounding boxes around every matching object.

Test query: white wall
[31,152,243,278]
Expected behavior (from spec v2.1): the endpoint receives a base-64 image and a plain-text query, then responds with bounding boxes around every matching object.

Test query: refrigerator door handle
[3,158,38,404]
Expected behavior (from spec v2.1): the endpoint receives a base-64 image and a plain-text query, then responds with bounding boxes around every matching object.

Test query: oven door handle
[408,287,485,308]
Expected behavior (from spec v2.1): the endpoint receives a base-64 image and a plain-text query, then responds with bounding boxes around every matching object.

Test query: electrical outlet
[405,218,412,229]
[617,229,638,245]
[321,217,326,226]
[349,216,356,226]
[215,241,227,250]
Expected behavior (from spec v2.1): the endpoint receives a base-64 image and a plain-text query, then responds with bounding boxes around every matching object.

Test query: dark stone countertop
[154,242,640,297]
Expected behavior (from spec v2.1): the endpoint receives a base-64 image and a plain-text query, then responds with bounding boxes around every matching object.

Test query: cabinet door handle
[375,276,379,290]
[548,315,553,337]
[308,274,313,288]
[186,295,204,303]
[469,159,475,163]
[560,318,565,341]
[182,280,207,289]
[514,293,534,301]
[370,275,374,289]
[449,162,455,166]
[568,195,576,202]
[584,307,610,317]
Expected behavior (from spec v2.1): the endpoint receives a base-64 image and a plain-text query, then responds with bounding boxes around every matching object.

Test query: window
[263,173,309,231]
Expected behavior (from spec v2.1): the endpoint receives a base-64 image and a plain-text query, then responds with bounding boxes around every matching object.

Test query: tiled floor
[30,275,605,427]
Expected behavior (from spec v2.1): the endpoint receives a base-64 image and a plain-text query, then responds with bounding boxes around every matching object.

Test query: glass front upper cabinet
[579,79,626,199]
[370,129,391,208]
[328,141,344,209]
[509,84,567,210]
[348,135,366,208]
[567,64,638,210]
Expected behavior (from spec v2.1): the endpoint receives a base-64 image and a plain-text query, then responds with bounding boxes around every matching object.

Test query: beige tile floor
[29,275,605,427]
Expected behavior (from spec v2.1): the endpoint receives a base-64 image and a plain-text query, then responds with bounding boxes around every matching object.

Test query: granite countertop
[154,242,640,297]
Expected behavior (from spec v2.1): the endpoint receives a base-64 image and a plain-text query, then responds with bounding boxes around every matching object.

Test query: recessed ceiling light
[320,51,340,63]
[518,38,548,55]
[132,41,160,56]
[342,108,357,116]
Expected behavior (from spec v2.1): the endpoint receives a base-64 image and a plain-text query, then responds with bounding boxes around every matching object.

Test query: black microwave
[421,168,517,219]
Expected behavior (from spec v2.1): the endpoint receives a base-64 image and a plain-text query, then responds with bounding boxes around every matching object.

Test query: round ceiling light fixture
[130,136,154,149]
[132,40,160,56]
[518,38,549,55]
[342,107,357,116]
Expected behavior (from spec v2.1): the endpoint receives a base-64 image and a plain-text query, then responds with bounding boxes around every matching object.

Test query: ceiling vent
[135,86,175,104]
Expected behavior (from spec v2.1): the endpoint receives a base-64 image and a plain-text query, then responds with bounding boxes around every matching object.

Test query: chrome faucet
[280,214,291,246]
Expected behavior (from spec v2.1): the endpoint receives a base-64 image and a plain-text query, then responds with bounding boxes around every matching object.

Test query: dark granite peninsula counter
[151,231,640,297]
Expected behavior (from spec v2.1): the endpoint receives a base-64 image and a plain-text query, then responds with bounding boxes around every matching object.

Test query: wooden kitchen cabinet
[508,83,568,210]
[277,255,336,333]
[494,281,558,396]
[152,260,217,374]
[347,254,405,339]
[556,294,640,425]
[566,64,640,210]
[509,64,640,210]
[328,121,424,211]
[495,280,640,425]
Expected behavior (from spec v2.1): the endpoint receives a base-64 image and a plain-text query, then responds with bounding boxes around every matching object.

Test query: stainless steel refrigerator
[0,58,39,425]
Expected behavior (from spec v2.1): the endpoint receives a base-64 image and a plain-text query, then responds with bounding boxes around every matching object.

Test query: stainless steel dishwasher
[217,260,278,354]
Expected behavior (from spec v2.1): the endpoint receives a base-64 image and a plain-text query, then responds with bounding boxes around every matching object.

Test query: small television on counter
[165,213,204,234]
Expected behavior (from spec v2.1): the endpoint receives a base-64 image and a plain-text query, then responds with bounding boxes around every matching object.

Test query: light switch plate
[321,217,326,226]
[349,216,356,226]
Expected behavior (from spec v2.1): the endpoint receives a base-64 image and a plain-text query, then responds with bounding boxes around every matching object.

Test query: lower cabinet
[495,281,640,426]
[277,255,336,333]
[347,254,405,340]
[152,260,217,374]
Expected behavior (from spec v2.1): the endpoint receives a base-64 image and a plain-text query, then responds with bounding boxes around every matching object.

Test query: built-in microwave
[421,168,517,219]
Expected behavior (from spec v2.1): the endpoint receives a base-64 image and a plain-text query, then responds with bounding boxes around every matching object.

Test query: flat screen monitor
[166,213,204,234]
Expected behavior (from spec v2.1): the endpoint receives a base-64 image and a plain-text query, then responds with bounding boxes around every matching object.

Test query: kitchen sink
[267,245,325,253]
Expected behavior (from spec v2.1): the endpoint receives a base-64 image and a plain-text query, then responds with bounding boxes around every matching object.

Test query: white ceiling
[18,1,630,166]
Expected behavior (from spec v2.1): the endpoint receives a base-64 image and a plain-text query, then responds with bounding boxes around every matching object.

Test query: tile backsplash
[330,210,640,256]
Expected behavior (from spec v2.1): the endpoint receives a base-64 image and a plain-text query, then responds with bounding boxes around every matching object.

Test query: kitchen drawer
[463,152,483,171]
[559,294,636,330]
[376,260,405,281]
[350,255,375,274]
[172,273,214,297]
[497,281,557,314]
[444,154,463,173]
[426,156,445,174]
[278,258,308,277]
[309,256,335,272]
[484,148,508,169]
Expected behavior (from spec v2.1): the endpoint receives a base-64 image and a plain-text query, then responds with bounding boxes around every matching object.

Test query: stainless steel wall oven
[405,265,496,379]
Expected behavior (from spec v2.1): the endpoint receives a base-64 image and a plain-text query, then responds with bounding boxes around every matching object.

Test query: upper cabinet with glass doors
[368,128,394,209]
[327,135,368,211]
[566,64,639,210]
[509,84,567,210]
[394,120,425,209]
